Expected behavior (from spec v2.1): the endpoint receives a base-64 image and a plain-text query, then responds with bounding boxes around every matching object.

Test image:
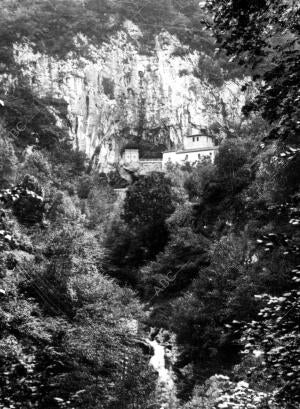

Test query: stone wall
[139,159,163,173]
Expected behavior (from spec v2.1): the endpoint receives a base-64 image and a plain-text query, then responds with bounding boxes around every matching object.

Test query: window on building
[185,154,188,160]
[198,154,201,159]
[193,137,195,142]
[197,137,199,141]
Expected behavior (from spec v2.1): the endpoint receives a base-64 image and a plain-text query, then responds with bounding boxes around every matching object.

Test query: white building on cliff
[121,133,218,173]
[121,147,163,173]
[162,134,218,168]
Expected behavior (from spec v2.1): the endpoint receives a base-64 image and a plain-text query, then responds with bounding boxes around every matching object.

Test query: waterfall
[147,330,178,409]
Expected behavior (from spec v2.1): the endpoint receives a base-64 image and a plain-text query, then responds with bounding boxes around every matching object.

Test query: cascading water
[147,329,178,409]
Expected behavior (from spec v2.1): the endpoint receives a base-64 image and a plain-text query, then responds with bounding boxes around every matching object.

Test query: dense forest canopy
[0,0,299,409]
[0,0,200,61]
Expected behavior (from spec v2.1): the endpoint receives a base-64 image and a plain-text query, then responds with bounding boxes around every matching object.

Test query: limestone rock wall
[14,22,248,172]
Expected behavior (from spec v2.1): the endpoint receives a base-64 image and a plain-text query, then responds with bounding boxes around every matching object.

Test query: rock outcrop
[14,22,249,172]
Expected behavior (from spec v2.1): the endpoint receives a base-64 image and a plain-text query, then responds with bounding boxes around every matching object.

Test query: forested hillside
[0,1,299,409]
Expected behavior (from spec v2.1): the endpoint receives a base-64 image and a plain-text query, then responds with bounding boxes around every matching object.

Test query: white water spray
[147,330,178,409]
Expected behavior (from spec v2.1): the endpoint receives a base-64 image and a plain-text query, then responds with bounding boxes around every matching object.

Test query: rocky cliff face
[15,22,248,172]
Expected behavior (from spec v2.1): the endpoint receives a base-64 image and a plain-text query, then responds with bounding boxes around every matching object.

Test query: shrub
[47,190,80,224]
[183,160,215,200]
[86,185,116,229]
[123,172,175,227]
[11,175,45,224]
[215,139,249,178]
[77,175,93,199]
[18,150,51,185]
[0,128,17,188]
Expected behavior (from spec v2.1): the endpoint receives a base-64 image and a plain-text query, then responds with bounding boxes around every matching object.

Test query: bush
[12,175,45,224]
[18,150,51,185]
[168,235,259,379]
[86,185,116,229]
[47,190,80,224]
[242,284,300,407]
[215,139,249,178]
[104,172,178,276]
[77,175,93,199]
[183,160,215,200]
[181,375,272,409]
[0,129,17,188]
[123,172,175,227]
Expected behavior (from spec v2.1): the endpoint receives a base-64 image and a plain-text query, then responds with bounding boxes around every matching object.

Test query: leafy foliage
[0,218,155,408]
[207,0,300,144]
[105,173,176,284]
[0,87,69,149]
[0,129,155,409]
[1,1,299,408]
[0,128,17,187]
[123,172,175,227]
[242,271,300,407]
[181,375,273,409]
[0,175,45,224]
[168,235,258,379]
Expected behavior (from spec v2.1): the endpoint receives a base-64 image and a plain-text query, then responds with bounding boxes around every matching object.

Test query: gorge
[13,21,249,173]
[0,1,299,409]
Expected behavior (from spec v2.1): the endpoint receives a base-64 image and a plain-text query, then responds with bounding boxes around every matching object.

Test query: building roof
[175,147,218,154]
[186,133,209,138]
[139,159,162,162]
[163,146,218,154]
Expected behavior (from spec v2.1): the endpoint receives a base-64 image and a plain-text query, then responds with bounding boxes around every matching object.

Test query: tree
[123,172,175,227]
[1,215,155,409]
[242,284,300,407]
[12,175,45,224]
[0,175,45,225]
[202,6,299,405]
[207,0,300,144]
[121,172,175,257]
[181,375,272,409]
[168,235,259,380]
[213,138,253,195]
[104,173,176,285]
[140,224,210,300]
[183,160,215,200]
[0,130,17,188]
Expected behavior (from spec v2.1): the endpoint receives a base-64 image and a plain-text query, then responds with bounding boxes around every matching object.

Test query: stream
[146,330,178,409]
